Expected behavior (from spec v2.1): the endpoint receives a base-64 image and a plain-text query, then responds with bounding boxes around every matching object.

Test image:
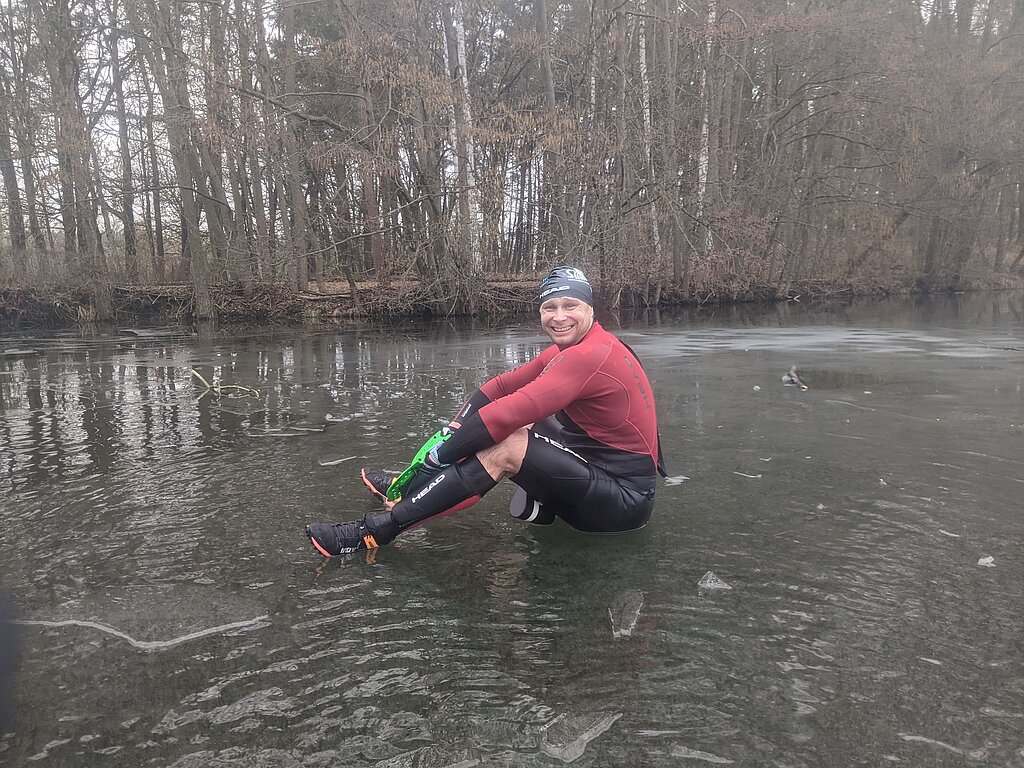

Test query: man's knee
[479,427,530,477]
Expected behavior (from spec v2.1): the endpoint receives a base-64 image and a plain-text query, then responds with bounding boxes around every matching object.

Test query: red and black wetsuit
[435,322,662,532]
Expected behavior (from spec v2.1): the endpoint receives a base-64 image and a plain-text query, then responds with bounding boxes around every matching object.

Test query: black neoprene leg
[510,429,593,511]
[511,429,654,533]
[376,456,498,535]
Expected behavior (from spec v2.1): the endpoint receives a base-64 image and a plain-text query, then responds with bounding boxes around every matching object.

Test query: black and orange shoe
[361,467,399,507]
[307,514,397,557]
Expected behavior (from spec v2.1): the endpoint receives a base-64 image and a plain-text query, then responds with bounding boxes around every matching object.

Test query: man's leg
[509,429,593,520]
[511,429,654,533]
[307,429,530,556]
[505,417,563,524]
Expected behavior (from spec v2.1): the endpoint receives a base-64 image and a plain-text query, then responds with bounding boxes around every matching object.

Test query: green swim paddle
[386,428,453,502]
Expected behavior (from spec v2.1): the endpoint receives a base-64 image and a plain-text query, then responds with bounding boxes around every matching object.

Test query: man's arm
[437,342,609,463]
[448,349,553,427]
[449,388,492,429]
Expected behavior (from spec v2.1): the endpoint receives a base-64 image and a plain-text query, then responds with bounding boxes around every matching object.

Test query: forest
[0,0,1023,324]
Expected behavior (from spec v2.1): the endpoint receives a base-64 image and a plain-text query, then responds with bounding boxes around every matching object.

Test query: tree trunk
[1017,176,1023,246]
[15,116,46,251]
[232,0,261,289]
[1009,245,1024,273]
[251,0,275,279]
[0,95,26,253]
[535,0,562,263]
[637,8,662,284]
[38,0,111,318]
[993,185,1010,271]
[281,0,311,292]
[695,0,718,263]
[134,0,215,319]
[408,2,449,281]
[143,73,166,282]
[661,0,681,286]
[108,12,137,281]
[608,3,629,302]
[308,171,326,292]
[441,0,483,271]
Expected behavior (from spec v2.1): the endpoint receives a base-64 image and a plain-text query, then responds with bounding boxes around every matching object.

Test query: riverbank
[0,279,542,330]
[3,271,1023,331]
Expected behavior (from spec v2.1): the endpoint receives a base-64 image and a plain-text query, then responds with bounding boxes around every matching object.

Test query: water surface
[1,294,1022,767]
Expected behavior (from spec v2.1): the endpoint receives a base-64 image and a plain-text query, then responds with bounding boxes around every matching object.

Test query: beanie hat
[537,266,593,306]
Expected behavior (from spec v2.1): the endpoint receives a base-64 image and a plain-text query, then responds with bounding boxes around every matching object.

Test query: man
[307,266,665,557]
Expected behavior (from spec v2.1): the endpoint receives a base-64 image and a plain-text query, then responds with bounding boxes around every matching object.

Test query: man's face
[539,296,594,348]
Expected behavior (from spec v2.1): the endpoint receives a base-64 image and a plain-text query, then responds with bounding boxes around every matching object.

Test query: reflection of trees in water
[0,328,551,490]
[629,293,1024,330]
[5,292,1023,491]
[0,591,20,732]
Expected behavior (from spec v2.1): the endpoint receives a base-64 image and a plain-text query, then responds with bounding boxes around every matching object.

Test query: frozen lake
[1,293,1022,766]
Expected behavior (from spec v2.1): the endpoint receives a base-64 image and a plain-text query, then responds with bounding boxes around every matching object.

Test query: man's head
[538,266,595,348]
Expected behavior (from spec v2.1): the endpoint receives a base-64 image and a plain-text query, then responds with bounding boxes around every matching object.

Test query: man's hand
[425,425,454,469]
[425,442,450,470]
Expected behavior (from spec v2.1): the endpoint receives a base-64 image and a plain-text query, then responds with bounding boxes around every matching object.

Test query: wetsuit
[434,321,662,532]
[306,278,666,555]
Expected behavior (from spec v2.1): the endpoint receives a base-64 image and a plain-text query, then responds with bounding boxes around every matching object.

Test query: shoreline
[3,274,1023,332]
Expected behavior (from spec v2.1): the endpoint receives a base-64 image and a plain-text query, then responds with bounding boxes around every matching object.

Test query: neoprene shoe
[307,514,397,557]
[361,467,398,507]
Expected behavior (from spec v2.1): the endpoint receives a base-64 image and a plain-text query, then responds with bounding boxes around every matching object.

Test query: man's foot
[361,467,399,507]
[307,514,397,557]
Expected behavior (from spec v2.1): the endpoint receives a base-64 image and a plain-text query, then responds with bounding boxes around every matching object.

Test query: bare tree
[0,0,1021,317]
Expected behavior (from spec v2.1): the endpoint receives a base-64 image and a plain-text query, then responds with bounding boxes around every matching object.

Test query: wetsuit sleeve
[478,353,551,400]
[444,351,552,440]
[450,388,492,427]
[446,350,553,434]
[437,343,609,463]
[437,350,553,463]
[437,413,493,463]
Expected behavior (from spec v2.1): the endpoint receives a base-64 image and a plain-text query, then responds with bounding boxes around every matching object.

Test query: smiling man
[307,266,665,556]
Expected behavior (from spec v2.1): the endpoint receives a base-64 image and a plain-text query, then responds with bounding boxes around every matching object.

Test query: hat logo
[539,284,571,299]
[563,268,588,282]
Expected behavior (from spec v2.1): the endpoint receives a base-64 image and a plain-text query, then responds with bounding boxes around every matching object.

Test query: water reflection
[1,293,1022,767]
[0,591,20,732]
[0,328,543,487]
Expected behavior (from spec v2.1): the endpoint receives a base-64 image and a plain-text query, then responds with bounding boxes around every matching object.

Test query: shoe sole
[307,527,381,558]
[361,468,398,509]
[308,532,334,558]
